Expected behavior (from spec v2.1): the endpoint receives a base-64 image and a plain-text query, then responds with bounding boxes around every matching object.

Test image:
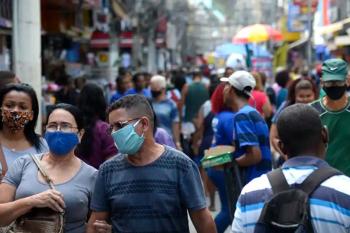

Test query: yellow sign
[278,16,301,42]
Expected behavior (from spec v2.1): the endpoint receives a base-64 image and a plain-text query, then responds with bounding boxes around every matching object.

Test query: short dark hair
[0,83,43,151]
[132,73,144,83]
[108,94,154,129]
[275,70,290,88]
[47,103,84,131]
[277,104,322,157]
[0,71,16,87]
[232,86,251,100]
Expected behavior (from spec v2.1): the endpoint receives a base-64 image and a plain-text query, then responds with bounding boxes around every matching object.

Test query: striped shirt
[233,105,271,183]
[231,156,350,233]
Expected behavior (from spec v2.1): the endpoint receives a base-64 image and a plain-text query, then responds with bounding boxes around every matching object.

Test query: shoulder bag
[3,154,64,233]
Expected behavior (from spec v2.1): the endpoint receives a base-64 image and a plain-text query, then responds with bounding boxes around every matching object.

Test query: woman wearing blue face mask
[0,103,98,233]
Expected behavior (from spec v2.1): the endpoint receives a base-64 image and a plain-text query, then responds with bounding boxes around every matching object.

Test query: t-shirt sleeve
[90,168,110,212]
[234,113,259,147]
[2,156,26,187]
[231,194,245,233]
[179,160,207,211]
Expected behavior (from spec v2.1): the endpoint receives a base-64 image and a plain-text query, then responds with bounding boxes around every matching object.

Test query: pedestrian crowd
[0,58,350,233]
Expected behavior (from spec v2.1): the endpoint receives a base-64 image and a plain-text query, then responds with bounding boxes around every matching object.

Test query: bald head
[277,104,325,158]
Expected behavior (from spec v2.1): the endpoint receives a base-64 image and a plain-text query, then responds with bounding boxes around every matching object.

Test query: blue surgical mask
[111,120,144,155]
[45,131,79,156]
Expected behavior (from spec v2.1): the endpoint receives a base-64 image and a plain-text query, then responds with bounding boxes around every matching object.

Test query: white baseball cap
[220,70,256,93]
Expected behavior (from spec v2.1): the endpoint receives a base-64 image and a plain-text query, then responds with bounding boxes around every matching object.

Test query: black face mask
[151,90,162,98]
[323,85,347,100]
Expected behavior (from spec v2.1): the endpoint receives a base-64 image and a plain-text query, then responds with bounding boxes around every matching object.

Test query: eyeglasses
[46,122,78,133]
[107,118,140,134]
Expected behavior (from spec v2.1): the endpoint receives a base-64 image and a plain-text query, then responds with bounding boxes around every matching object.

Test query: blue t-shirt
[91,146,206,233]
[152,99,179,136]
[110,91,128,104]
[271,101,287,123]
[125,88,151,98]
[276,88,288,109]
[212,111,235,146]
[233,105,272,183]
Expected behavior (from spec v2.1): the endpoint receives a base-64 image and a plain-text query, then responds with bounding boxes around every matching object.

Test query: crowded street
[1,0,350,233]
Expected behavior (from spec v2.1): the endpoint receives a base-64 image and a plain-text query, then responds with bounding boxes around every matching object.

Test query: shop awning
[288,35,308,50]
[119,31,133,48]
[318,17,350,35]
[90,31,110,48]
[334,35,350,46]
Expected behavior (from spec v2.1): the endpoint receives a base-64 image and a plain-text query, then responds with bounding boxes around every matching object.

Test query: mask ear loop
[133,119,145,138]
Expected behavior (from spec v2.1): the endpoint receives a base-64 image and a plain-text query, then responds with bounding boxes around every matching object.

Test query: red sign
[293,0,318,11]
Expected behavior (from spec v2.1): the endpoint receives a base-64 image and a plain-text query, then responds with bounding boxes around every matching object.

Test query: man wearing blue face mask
[87,94,216,233]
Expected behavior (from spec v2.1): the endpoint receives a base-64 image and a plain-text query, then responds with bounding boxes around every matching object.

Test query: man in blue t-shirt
[87,95,216,233]
[221,70,272,184]
[125,72,151,98]
[150,75,181,149]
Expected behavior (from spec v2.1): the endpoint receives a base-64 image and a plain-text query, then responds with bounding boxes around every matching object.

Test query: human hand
[28,189,65,212]
[176,142,183,151]
[93,220,112,233]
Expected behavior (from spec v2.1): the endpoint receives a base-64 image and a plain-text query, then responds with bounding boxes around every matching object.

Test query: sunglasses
[107,118,140,134]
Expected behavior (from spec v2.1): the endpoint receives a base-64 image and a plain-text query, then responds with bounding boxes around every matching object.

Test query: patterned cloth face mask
[2,109,32,132]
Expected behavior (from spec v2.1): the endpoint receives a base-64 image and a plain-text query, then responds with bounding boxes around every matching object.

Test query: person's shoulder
[14,154,33,165]
[125,88,136,95]
[321,174,350,196]
[99,154,126,173]
[79,160,98,180]
[161,146,195,172]
[235,106,263,122]
[164,98,177,107]
[80,160,98,173]
[13,153,42,169]
[309,98,325,114]
[241,173,271,195]
[218,111,235,119]
[252,90,266,98]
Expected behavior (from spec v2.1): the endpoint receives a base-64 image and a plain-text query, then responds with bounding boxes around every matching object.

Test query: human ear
[78,129,85,142]
[277,140,288,158]
[321,126,329,146]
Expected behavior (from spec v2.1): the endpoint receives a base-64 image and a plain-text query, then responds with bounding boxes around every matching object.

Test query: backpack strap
[299,166,342,196]
[267,168,290,194]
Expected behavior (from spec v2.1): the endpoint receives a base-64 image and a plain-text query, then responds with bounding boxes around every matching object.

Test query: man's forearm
[195,219,217,233]
[235,151,262,167]
[172,122,181,145]
[190,209,217,233]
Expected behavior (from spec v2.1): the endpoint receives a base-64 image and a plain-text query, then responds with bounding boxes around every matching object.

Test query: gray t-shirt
[91,146,207,233]
[0,138,49,173]
[2,154,98,233]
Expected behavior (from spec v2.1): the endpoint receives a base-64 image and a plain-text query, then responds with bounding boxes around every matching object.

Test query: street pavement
[189,191,231,233]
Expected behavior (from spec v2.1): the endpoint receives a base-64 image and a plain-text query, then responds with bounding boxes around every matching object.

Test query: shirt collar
[282,155,329,169]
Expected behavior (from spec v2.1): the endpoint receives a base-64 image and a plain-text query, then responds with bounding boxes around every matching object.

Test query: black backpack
[254,167,342,233]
